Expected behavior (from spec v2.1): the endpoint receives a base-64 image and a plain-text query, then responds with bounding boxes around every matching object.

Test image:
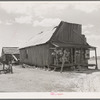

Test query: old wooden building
[1,47,20,64]
[19,21,98,72]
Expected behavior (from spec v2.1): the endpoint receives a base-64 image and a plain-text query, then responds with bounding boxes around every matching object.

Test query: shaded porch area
[49,42,98,72]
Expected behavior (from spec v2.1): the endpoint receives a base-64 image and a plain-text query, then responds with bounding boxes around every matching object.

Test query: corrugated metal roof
[19,21,91,49]
[20,28,56,49]
[2,47,19,54]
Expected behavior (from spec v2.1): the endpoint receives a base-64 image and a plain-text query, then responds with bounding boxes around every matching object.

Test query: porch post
[74,48,76,64]
[95,48,98,70]
[71,48,73,64]
[80,48,82,64]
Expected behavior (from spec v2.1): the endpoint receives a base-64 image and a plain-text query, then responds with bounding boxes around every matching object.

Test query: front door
[75,49,81,64]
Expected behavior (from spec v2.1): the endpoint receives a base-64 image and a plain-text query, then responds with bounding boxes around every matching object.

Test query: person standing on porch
[61,49,70,73]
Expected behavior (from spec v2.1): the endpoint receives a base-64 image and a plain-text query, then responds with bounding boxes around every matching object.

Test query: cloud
[33,3,68,18]
[0,3,68,19]
[87,34,100,39]
[82,24,94,34]
[15,16,33,24]
[1,2,100,21]
[83,30,90,34]
[0,3,34,15]
[82,24,94,30]
[86,34,100,53]
[0,2,100,21]
[0,20,2,24]
[33,18,61,27]
[74,3,100,13]
[5,22,13,25]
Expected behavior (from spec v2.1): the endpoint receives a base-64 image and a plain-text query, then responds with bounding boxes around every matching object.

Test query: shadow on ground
[75,69,100,74]
[53,67,100,74]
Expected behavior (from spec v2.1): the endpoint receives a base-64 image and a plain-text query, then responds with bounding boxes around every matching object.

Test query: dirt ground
[0,60,100,92]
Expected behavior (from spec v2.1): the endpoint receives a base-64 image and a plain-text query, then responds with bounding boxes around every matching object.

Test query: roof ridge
[3,47,19,48]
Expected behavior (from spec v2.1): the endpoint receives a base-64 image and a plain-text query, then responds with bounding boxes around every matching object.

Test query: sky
[0,1,100,57]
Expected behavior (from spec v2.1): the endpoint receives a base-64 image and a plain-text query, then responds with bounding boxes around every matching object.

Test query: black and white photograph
[0,1,100,98]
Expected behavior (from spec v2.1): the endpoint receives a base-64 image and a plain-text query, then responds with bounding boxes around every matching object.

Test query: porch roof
[52,42,96,49]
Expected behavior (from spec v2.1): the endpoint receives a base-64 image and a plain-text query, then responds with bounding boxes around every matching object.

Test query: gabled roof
[2,47,19,54]
[20,21,92,49]
[20,28,56,49]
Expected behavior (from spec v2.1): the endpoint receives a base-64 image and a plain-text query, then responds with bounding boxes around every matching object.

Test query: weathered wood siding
[50,22,87,45]
[20,43,51,67]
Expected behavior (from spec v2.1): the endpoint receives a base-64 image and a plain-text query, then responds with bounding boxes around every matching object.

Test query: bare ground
[0,62,100,92]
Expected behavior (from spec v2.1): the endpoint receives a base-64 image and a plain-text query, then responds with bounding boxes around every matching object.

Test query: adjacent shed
[19,21,98,71]
[1,47,20,64]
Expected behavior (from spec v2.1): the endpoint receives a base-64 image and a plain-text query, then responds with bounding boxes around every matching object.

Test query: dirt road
[0,64,100,92]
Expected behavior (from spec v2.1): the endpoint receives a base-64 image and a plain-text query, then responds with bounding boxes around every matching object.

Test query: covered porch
[50,42,98,72]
